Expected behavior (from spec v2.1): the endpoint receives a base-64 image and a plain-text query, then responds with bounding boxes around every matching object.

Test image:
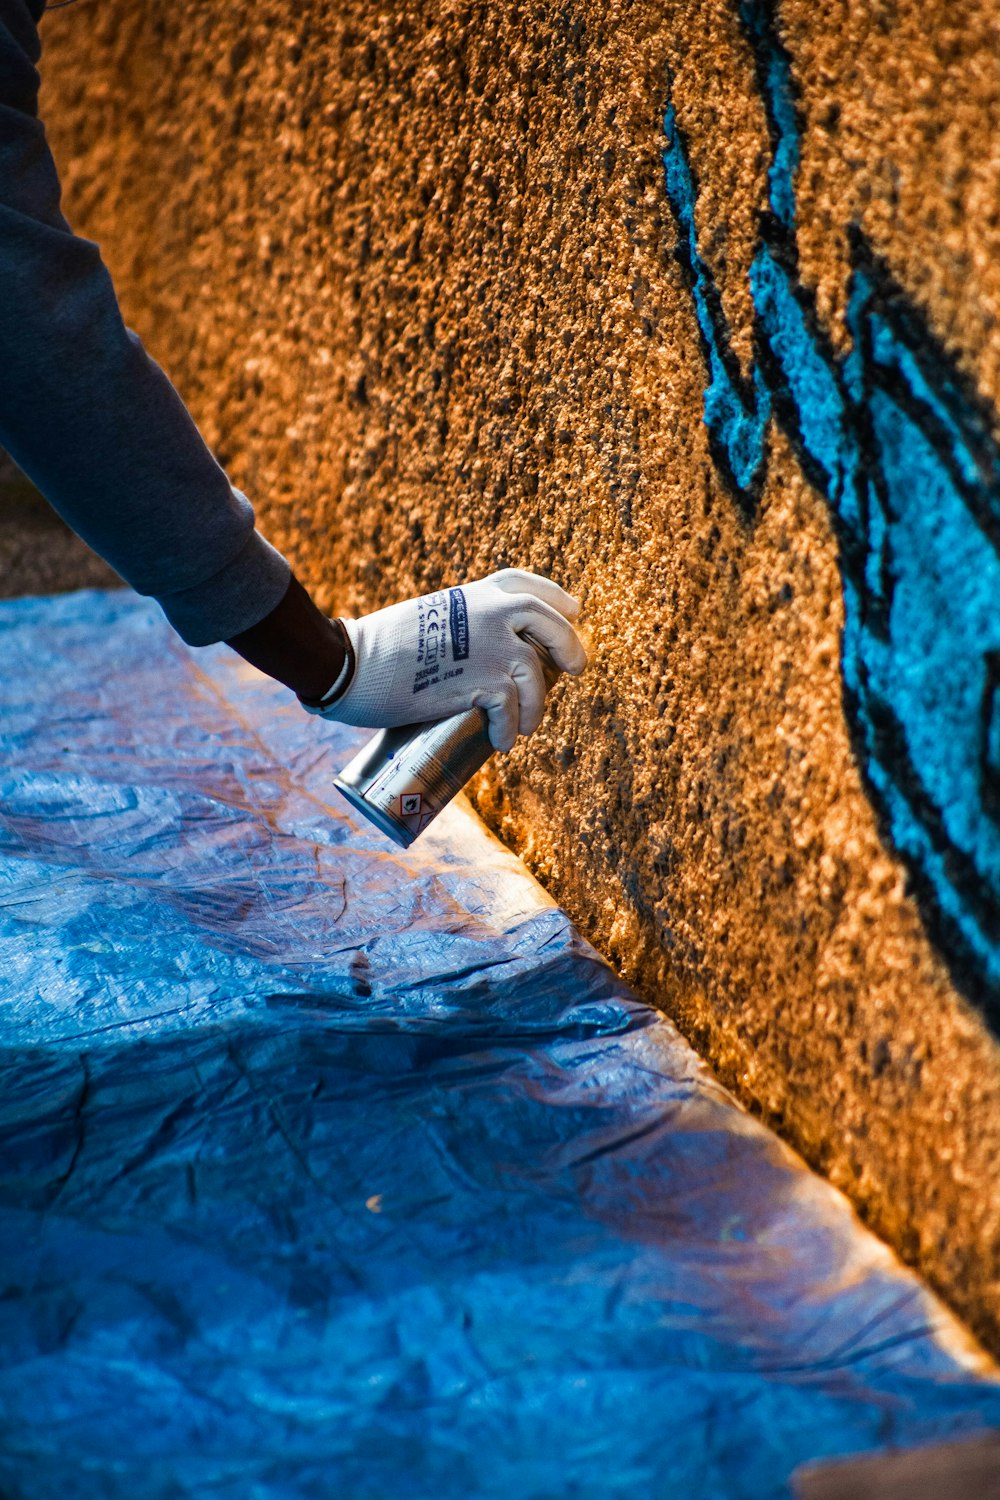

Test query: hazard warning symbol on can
[400,793,422,816]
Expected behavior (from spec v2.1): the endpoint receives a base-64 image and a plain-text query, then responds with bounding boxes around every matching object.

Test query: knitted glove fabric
[302,569,587,751]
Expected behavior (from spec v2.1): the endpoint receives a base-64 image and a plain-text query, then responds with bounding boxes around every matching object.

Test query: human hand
[301,569,587,751]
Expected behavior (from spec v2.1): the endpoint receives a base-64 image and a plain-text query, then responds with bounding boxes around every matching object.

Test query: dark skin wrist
[225,574,347,699]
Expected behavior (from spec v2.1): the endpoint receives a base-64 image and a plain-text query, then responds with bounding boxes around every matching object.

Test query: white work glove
[302,569,587,752]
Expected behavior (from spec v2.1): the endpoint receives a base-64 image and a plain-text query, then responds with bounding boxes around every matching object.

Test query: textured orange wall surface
[39,0,1000,1352]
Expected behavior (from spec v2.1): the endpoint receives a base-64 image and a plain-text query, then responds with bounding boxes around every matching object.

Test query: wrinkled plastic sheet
[1,589,998,1500]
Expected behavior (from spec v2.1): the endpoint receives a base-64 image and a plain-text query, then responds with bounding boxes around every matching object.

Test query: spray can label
[333,708,494,848]
[333,639,559,848]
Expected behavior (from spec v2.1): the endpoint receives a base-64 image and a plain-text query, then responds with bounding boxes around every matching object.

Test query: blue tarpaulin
[1,589,998,1499]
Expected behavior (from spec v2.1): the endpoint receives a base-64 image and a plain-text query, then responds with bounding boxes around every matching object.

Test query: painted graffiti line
[660,0,1000,1017]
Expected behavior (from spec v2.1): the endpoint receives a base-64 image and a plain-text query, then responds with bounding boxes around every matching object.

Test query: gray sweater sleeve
[0,0,291,645]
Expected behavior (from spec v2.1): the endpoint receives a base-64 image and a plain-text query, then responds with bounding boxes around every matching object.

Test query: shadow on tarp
[0,590,998,1500]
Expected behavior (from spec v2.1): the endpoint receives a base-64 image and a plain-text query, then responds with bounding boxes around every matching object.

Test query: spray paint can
[333,642,558,849]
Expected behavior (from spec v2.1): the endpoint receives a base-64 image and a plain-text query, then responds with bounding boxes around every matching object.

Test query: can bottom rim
[333,777,415,849]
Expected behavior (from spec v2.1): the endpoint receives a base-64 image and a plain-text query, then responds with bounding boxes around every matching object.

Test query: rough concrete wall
[39,0,1000,1351]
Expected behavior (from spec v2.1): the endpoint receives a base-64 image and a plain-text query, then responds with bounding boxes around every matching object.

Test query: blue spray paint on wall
[662,0,1000,1020]
[661,103,771,506]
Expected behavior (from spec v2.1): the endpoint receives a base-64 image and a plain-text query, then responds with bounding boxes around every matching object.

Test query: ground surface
[1,586,998,1498]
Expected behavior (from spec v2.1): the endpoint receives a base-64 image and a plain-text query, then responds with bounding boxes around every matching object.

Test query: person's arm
[0,0,294,648]
[225,575,350,701]
[1,0,586,734]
